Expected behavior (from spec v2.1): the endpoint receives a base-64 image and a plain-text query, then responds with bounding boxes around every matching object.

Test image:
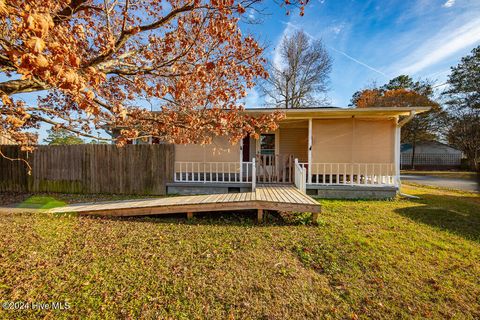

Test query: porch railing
[174,161,395,187]
[255,154,294,184]
[299,163,395,186]
[174,161,254,184]
[294,159,306,193]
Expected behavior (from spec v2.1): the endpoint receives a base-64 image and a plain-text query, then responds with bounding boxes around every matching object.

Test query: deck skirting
[167,182,398,199]
[307,185,397,199]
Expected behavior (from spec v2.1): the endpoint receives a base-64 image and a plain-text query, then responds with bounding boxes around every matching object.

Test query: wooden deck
[49,185,320,222]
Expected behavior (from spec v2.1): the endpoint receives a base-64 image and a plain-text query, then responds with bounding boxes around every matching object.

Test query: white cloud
[243,87,263,108]
[392,17,480,75]
[247,9,255,20]
[331,23,345,35]
[442,0,456,8]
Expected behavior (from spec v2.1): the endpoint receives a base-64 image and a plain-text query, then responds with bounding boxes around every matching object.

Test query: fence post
[251,157,256,191]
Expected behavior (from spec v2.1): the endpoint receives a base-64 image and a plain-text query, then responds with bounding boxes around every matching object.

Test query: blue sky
[242,0,480,107]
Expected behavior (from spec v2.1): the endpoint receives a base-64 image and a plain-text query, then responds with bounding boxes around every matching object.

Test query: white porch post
[395,111,415,189]
[239,138,243,182]
[308,118,312,184]
[394,119,401,189]
[251,157,256,191]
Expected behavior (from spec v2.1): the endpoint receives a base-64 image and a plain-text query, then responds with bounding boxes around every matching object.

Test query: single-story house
[401,141,463,169]
[133,106,429,199]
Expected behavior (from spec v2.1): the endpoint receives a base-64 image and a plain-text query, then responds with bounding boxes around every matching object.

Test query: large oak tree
[0,0,308,150]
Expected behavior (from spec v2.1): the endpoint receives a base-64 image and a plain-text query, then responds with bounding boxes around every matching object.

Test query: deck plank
[273,186,291,203]
[233,193,241,202]
[257,188,266,201]
[267,187,280,202]
[283,187,301,203]
[211,193,224,203]
[272,186,292,203]
[286,187,306,204]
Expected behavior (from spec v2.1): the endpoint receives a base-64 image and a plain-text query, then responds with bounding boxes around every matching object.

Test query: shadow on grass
[395,193,480,242]
[81,210,320,227]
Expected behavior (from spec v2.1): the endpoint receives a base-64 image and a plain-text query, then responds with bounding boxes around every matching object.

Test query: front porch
[170,117,399,199]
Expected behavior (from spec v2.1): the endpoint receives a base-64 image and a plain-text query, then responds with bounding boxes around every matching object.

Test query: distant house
[401,141,463,169]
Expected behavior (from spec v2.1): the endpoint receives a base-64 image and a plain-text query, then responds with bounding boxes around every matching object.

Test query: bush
[279,211,324,225]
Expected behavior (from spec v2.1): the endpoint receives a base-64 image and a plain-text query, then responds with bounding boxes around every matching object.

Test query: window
[260,134,275,155]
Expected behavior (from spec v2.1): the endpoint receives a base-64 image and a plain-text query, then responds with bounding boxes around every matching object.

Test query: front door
[242,136,250,162]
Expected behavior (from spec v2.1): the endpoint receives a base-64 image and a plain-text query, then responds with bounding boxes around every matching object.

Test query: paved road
[401,174,480,192]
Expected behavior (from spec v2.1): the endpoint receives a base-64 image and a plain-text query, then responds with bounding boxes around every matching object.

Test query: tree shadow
[395,193,480,242]
[80,209,317,227]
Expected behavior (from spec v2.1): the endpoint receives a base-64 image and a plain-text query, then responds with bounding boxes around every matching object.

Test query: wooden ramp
[49,185,320,222]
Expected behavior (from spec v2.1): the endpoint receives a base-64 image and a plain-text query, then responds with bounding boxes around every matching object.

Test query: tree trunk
[468,158,477,171]
[476,150,479,173]
[466,149,479,172]
[410,140,416,170]
[472,150,479,172]
[285,76,289,109]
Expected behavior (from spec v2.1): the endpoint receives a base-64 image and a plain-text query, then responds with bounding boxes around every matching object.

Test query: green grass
[0,184,479,319]
[16,195,67,209]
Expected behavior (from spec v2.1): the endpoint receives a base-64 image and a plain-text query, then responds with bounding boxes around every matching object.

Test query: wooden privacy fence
[0,144,174,195]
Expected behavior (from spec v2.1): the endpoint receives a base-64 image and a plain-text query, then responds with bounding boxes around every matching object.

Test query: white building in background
[401,141,463,169]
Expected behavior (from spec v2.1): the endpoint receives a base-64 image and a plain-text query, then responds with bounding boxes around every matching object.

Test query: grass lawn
[0,184,479,319]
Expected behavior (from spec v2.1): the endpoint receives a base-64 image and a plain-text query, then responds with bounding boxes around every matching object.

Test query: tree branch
[30,114,113,142]
[0,78,48,95]
[53,0,90,24]
[88,3,196,68]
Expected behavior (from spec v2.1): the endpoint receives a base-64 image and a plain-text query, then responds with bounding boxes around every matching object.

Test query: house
[401,141,463,170]
[167,106,430,199]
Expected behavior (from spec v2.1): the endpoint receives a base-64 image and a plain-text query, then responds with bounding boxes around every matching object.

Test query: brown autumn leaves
[354,89,437,109]
[0,0,307,150]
